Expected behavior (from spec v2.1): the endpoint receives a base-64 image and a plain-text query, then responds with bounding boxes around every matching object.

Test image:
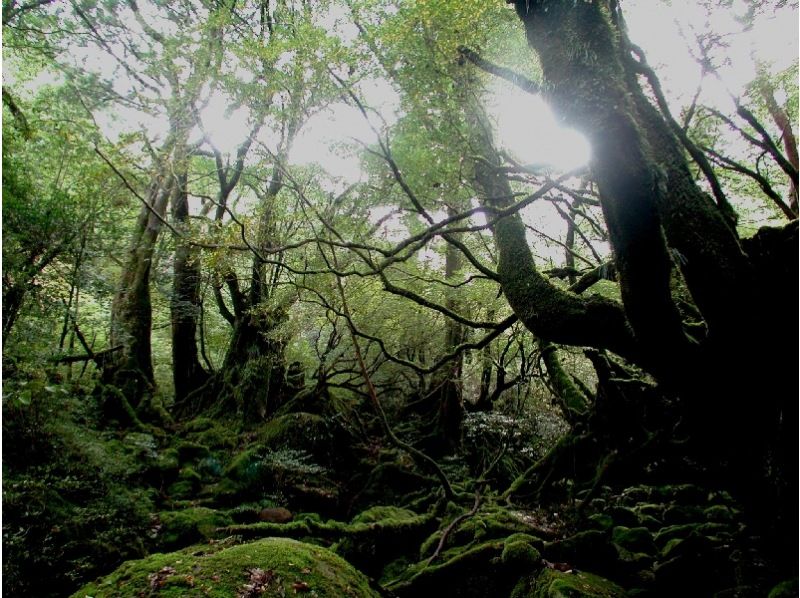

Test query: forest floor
[3,382,797,598]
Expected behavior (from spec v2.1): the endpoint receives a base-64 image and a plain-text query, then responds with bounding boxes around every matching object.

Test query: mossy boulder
[587,513,614,531]
[258,412,332,457]
[182,418,239,450]
[768,579,799,598]
[337,506,435,578]
[501,533,542,568]
[544,530,616,570]
[523,568,627,597]
[420,506,537,558]
[72,537,380,597]
[176,441,210,462]
[610,527,655,555]
[390,539,511,598]
[155,508,233,550]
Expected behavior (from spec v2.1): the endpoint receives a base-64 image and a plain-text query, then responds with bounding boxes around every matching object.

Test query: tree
[488,0,796,557]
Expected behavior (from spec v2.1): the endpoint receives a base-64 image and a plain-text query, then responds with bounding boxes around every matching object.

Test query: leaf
[16,390,32,406]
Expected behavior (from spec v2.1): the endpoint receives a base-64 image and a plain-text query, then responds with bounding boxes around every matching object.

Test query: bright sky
[9,0,794,238]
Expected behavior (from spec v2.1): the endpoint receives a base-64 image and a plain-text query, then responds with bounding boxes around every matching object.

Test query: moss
[609,506,639,528]
[179,466,202,484]
[610,527,655,554]
[703,505,734,522]
[587,513,614,531]
[662,505,703,524]
[631,503,663,520]
[390,539,509,598]
[183,418,239,450]
[501,534,542,568]
[351,505,418,524]
[420,506,535,558]
[156,508,233,550]
[653,522,733,547]
[258,412,331,456]
[166,480,195,499]
[529,568,627,597]
[544,530,615,567]
[652,484,705,504]
[337,506,435,578]
[176,441,210,462]
[768,579,799,598]
[181,417,217,433]
[155,448,180,474]
[223,447,264,487]
[72,537,380,597]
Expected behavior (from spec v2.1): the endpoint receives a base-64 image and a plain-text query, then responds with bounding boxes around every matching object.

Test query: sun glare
[487,83,592,172]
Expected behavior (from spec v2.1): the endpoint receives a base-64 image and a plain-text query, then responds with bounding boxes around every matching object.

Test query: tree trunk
[508,0,796,562]
[758,79,799,212]
[106,176,171,409]
[171,171,209,401]
[427,211,467,450]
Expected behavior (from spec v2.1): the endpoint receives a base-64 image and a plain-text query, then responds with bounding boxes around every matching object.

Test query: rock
[662,504,703,525]
[611,527,656,554]
[544,530,617,572]
[525,568,627,597]
[176,441,210,462]
[72,537,380,597]
[258,507,293,523]
[501,533,542,568]
[609,506,640,528]
[155,507,233,550]
[587,513,614,531]
[768,579,799,598]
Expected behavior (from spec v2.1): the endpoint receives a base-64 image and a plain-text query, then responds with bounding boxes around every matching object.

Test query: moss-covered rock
[155,448,180,475]
[176,441,210,462]
[544,530,616,569]
[155,508,233,550]
[420,506,538,558]
[184,418,239,450]
[652,484,706,504]
[165,479,195,500]
[258,412,332,457]
[587,513,614,531]
[662,504,703,525]
[390,539,511,598]
[337,506,435,578]
[768,579,799,598]
[351,505,418,524]
[72,537,380,597]
[608,506,639,528]
[501,533,542,568]
[653,522,733,547]
[525,568,627,597]
[610,527,655,555]
[703,504,734,523]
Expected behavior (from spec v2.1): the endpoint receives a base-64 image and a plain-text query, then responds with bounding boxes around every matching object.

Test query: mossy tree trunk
[495,0,797,560]
[171,169,210,402]
[423,208,467,451]
[106,171,173,412]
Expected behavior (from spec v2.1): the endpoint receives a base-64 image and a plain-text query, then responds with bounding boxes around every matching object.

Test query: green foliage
[2,386,153,597]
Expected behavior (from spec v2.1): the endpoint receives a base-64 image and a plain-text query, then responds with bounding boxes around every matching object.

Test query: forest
[2,0,798,596]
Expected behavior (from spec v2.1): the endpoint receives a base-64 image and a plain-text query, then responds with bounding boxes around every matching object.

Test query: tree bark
[758,79,799,212]
[507,0,796,561]
[107,176,171,406]
[171,170,209,402]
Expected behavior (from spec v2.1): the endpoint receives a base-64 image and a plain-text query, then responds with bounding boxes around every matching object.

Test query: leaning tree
[455,0,797,561]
